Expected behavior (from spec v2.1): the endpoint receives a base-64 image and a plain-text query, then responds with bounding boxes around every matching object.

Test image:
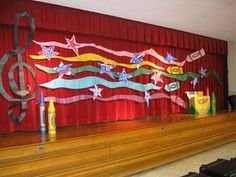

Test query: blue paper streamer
[40,76,162,92]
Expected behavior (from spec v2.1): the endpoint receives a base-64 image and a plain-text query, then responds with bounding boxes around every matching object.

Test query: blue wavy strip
[40,76,162,92]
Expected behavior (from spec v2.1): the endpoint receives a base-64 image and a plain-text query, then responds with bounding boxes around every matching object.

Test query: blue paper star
[118,69,132,84]
[130,52,144,69]
[191,77,199,89]
[198,66,207,78]
[53,61,72,79]
[41,45,59,60]
[98,63,115,79]
[165,52,177,63]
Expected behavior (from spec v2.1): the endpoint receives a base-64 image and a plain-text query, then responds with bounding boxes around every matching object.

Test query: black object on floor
[200,158,236,177]
[181,172,211,177]
[231,157,236,161]
[228,95,236,110]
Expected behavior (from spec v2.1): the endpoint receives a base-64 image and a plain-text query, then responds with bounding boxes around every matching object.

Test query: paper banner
[132,69,201,81]
[33,40,205,66]
[44,93,187,108]
[30,53,165,70]
[33,38,133,57]
[35,64,202,81]
[40,76,162,92]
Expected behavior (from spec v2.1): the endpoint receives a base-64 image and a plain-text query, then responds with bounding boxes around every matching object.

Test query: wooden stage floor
[0,110,236,177]
[0,110,233,148]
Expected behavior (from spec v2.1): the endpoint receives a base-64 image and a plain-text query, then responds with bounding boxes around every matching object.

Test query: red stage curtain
[0,0,228,133]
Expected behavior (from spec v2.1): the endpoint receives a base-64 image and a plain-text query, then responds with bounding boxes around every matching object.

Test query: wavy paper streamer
[133,68,200,81]
[33,40,134,57]
[44,95,145,103]
[35,64,201,81]
[44,95,94,104]
[30,53,164,70]
[40,76,162,92]
[33,40,205,66]
[44,93,187,108]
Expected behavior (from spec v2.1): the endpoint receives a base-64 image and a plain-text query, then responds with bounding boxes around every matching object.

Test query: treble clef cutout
[0,11,38,123]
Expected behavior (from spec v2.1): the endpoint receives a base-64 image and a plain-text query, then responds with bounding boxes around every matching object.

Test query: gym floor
[131,140,236,177]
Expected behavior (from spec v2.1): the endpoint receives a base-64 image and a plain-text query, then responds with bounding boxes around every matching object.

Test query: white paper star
[144,91,151,107]
[89,85,103,100]
[151,72,163,85]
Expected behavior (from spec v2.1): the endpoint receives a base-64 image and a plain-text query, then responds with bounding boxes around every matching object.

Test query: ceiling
[36,0,236,41]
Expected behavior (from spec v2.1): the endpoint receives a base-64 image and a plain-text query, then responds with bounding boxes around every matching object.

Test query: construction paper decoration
[65,35,80,55]
[98,63,115,79]
[198,66,207,78]
[40,76,162,92]
[118,69,133,84]
[35,64,202,82]
[130,69,200,81]
[34,38,134,57]
[170,95,188,109]
[40,45,59,60]
[0,12,38,123]
[44,93,168,104]
[165,52,177,63]
[30,53,164,70]
[164,81,180,92]
[151,72,163,85]
[44,93,187,108]
[166,66,183,75]
[53,61,72,79]
[33,40,205,66]
[191,77,199,89]
[186,48,205,62]
[144,91,151,107]
[130,52,144,69]
[36,64,100,75]
[89,84,103,100]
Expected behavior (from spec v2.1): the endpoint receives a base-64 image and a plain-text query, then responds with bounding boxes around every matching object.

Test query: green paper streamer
[35,64,203,81]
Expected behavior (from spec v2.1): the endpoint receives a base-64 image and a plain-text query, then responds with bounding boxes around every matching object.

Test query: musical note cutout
[0,12,38,123]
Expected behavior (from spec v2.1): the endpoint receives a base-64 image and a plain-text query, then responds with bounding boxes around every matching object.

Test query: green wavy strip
[35,64,202,81]
[130,68,201,81]
[40,76,161,92]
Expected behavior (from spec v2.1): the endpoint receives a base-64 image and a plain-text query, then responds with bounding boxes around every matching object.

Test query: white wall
[228,41,236,96]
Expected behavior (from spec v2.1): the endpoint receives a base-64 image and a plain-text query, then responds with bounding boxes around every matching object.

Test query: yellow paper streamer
[29,53,164,70]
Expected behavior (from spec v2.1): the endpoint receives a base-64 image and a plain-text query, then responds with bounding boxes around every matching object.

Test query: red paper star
[65,35,80,55]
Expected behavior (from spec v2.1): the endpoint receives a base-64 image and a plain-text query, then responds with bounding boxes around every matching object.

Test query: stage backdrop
[0,0,228,133]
